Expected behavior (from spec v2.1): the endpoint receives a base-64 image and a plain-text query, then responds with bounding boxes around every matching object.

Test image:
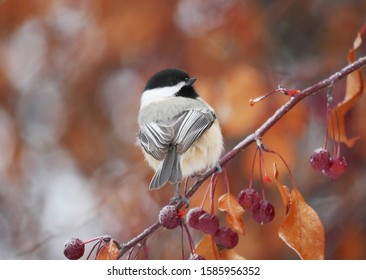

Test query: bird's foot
[170,183,189,208]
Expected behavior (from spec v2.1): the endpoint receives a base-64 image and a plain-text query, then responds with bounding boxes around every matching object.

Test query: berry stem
[335,108,341,157]
[324,109,330,150]
[260,147,271,182]
[330,109,337,156]
[200,183,211,210]
[325,84,335,152]
[181,221,195,253]
[95,240,105,260]
[199,173,219,212]
[249,147,259,188]
[84,236,108,245]
[127,246,135,260]
[180,222,185,260]
[223,168,230,193]
[263,147,297,188]
[86,240,101,260]
[258,147,266,200]
[210,173,219,214]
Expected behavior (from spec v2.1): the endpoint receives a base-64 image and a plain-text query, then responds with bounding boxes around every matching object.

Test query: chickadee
[137,68,223,194]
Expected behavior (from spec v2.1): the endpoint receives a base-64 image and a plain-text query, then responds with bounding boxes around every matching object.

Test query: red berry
[310,148,330,171]
[198,213,219,235]
[322,156,347,179]
[159,205,181,229]
[64,238,85,260]
[186,207,206,230]
[252,200,275,224]
[188,253,205,260]
[214,226,239,250]
[237,188,260,211]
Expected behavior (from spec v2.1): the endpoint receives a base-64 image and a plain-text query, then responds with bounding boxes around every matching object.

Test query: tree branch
[118,56,366,259]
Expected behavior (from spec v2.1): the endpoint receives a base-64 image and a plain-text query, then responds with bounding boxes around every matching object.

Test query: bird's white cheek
[140,82,186,108]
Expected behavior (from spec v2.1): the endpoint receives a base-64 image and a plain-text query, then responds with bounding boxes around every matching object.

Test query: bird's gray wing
[172,108,216,154]
[138,122,174,161]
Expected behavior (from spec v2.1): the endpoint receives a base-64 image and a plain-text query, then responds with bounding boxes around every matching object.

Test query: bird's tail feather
[168,150,182,185]
[149,146,182,189]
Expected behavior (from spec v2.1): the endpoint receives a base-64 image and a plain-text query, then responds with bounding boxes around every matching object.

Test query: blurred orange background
[0,0,365,259]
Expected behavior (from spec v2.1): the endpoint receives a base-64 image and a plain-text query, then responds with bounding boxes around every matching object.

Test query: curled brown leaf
[278,186,325,260]
[96,240,119,260]
[218,193,245,234]
[328,25,366,147]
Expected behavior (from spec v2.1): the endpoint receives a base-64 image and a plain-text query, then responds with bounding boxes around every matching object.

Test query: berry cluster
[159,205,207,259]
[309,89,349,180]
[237,188,275,224]
[310,148,347,179]
[186,207,239,250]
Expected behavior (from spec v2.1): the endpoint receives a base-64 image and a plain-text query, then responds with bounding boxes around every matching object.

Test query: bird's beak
[185,77,196,87]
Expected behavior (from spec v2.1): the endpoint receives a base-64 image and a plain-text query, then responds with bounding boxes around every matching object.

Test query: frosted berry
[198,213,219,235]
[186,207,206,230]
[310,148,330,171]
[188,253,205,260]
[64,238,85,260]
[237,188,260,211]
[252,200,275,224]
[159,205,181,229]
[322,156,347,179]
[214,226,239,250]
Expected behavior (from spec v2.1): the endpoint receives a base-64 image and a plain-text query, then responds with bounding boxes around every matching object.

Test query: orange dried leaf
[273,163,291,213]
[328,25,365,147]
[218,193,245,234]
[278,186,325,260]
[96,241,119,260]
[195,234,220,260]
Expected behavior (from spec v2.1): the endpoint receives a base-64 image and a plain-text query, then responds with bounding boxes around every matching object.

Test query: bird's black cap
[143,68,190,90]
[144,68,198,99]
